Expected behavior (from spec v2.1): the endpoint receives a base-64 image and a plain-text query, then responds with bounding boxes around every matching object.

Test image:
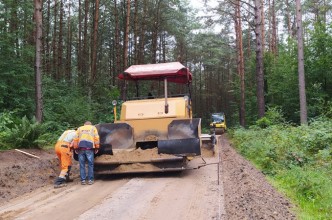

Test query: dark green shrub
[256,117,271,128]
[254,107,286,128]
[1,116,44,149]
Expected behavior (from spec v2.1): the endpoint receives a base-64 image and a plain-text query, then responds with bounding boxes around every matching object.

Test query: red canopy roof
[118,62,192,84]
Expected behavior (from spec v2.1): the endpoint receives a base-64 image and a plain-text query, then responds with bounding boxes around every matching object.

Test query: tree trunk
[114,0,120,76]
[9,1,18,57]
[121,0,131,100]
[91,0,99,84]
[82,0,89,86]
[52,0,58,79]
[139,0,147,64]
[199,61,203,117]
[254,0,265,118]
[286,0,291,37]
[271,0,277,54]
[66,2,72,81]
[267,0,277,54]
[261,0,265,52]
[78,0,82,78]
[235,0,246,127]
[34,0,43,122]
[58,0,64,79]
[162,32,166,62]
[134,0,139,64]
[247,21,251,58]
[123,0,130,69]
[296,0,308,124]
[45,0,51,75]
[151,0,161,63]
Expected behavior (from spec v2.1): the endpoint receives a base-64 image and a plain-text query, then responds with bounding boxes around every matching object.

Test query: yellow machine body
[93,62,213,174]
[210,112,227,134]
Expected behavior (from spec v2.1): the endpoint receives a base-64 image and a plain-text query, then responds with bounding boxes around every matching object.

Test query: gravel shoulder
[219,135,296,219]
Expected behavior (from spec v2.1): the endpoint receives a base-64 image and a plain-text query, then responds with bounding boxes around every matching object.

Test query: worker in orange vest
[54,129,76,188]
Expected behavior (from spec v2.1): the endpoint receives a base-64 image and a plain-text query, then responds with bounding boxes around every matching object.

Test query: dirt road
[0,135,296,220]
[0,142,223,220]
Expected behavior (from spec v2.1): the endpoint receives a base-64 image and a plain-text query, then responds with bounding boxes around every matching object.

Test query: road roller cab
[210,112,227,135]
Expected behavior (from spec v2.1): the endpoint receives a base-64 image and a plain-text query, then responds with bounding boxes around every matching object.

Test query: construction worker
[73,121,100,185]
[54,129,76,188]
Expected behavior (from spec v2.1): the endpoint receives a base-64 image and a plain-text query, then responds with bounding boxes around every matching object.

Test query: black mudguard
[168,118,201,139]
[158,138,201,155]
[95,123,134,155]
[158,118,201,156]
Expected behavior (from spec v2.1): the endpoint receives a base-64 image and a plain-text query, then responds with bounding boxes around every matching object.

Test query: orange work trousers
[55,141,73,178]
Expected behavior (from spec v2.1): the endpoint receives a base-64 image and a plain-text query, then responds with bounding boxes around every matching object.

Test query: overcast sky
[189,0,221,33]
[189,0,219,11]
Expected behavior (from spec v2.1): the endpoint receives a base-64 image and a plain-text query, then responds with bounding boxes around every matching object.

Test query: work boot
[65,166,73,182]
[54,177,67,189]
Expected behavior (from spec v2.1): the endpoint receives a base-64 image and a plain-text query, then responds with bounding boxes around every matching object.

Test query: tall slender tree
[34,0,43,122]
[296,0,307,124]
[52,0,58,79]
[234,0,246,127]
[133,0,139,65]
[123,0,131,69]
[139,0,147,64]
[44,0,51,75]
[78,0,82,77]
[120,0,131,100]
[254,0,265,118]
[66,2,72,80]
[91,0,100,84]
[82,0,90,85]
[151,0,161,63]
[261,0,265,51]
[58,0,64,79]
[114,0,120,75]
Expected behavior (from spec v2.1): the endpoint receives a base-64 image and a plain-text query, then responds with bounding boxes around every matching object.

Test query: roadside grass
[274,167,332,220]
[230,118,332,220]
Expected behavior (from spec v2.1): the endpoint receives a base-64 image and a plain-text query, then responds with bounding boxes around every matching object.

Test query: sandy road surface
[0,135,296,220]
[0,145,225,220]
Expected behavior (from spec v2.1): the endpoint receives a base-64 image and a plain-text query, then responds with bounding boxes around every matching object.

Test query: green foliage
[42,77,121,127]
[255,117,272,128]
[1,116,44,149]
[92,82,121,123]
[262,42,301,123]
[276,167,332,219]
[0,76,122,150]
[201,126,210,134]
[324,101,332,118]
[256,22,332,125]
[0,1,35,119]
[0,112,65,149]
[0,111,17,130]
[253,107,286,128]
[231,118,332,219]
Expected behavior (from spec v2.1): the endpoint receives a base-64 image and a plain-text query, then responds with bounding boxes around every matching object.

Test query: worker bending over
[54,129,76,188]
